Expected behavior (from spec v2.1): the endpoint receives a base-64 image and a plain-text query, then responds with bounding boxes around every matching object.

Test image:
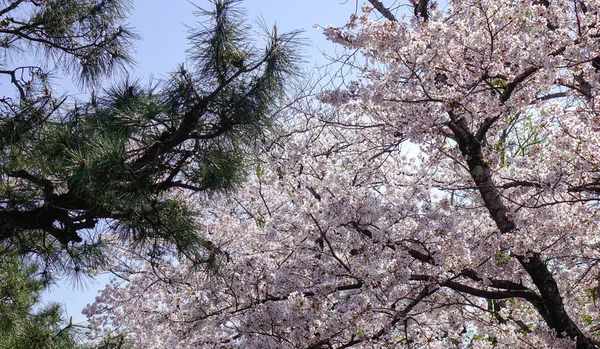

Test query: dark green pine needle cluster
[5,0,137,88]
[0,0,303,281]
[0,252,83,349]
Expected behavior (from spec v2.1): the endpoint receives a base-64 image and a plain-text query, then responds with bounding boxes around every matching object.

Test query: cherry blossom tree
[85,0,600,348]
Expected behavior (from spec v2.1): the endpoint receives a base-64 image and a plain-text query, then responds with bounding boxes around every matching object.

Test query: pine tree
[0,252,83,349]
[0,0,302,277]
[0,1,135,347]
[1,0,301,347]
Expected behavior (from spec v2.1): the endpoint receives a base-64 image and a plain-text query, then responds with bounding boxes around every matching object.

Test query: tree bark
[447,111,598,348]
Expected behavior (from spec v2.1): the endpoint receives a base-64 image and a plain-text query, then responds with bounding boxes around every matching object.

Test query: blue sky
[128,0,358,76]
[44,0,360,324]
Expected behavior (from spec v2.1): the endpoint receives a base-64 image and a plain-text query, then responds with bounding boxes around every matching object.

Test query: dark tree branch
[132,55,271,174]
[410,274,542,303]
[407,247,435,265]
[568,182,600,193]
[460,268,531,292]
[516,253,597,349]
[447,104,598,348]
[447,112,516,234]
[499,67,538,103]
[0,207,83,244]
[8,170,53,198]
[499,180,543,189]
[309,212,351,272]
[388,285,437,333]
[367,0,397,22]
[0,68,28,99]
[0,0,25,17]
[414,0,429,21]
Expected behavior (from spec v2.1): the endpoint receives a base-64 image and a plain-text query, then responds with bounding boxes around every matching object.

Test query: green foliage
[191,0,250,84]
[491,78,507,88]
[492,113,546,168]
[23,0,137,86]
[467,334,498,348]
[195,147,246,190]
[582,314,594,325]
[91,334,132,349]
[0,0,303,280]
[0,253,83,349]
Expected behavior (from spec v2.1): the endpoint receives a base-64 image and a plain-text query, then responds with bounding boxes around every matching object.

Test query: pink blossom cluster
[85,0,600,347]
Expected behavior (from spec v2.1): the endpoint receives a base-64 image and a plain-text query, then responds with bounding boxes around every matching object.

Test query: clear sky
[43,0,361,324]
